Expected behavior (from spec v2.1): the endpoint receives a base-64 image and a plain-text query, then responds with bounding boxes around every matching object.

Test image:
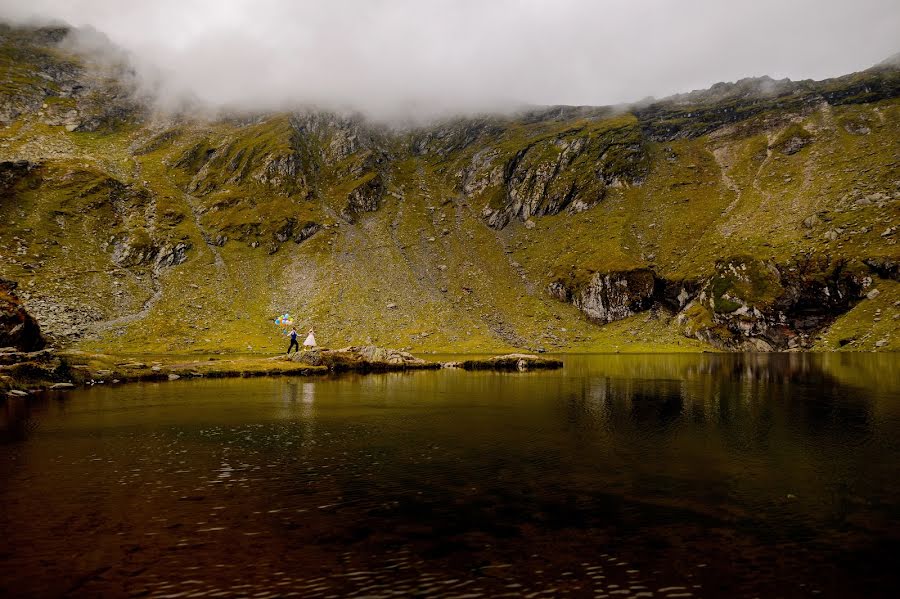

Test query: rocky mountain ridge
[0,23,897,354]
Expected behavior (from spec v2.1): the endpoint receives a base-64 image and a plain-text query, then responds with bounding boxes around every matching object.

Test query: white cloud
[1,0,898,120]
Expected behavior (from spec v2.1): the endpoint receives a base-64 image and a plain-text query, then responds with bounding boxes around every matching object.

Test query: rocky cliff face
[549,270,657,324]
[548,256,883,351]
[679,256,873,351]
[0,23,897,354]
[460,117,648,229]
[0,278,45,351]
[342,173,384,222]
[0,25,141,132]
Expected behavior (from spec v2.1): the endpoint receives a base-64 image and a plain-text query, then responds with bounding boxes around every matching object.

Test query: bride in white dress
[303,329,317,349]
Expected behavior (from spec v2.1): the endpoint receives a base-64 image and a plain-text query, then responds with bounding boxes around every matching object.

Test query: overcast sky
[1,0,898,120]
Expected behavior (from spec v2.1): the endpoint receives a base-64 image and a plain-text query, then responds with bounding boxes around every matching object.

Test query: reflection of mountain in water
[555,354,896,559]
[568,353,880,440]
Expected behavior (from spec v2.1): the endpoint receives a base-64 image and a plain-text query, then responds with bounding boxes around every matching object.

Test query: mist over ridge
[1,0,899,121]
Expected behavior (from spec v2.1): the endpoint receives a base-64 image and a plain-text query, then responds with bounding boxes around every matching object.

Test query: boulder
[286,346,440,372]
[0,348,55,366]
[0,278,45,352]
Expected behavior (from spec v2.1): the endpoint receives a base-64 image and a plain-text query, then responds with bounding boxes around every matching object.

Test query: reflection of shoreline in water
[1,354,894,445]
[562,351,898,391]
[571,353,876,435]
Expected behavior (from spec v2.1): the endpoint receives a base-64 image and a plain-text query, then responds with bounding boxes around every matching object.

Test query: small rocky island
[284,346,562,372]
[283,346,442,372]
[443,354,564,371]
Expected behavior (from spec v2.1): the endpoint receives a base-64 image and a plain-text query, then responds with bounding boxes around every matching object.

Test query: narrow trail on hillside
[712,146,742,237]
[751,133,778,216]
[182,191,227,274]
[387,176,425,288]
[801,104,836,213]
[708,134,777,248]
[667,145,750,273]
[89,158,164,334]
[91,268,164,332]
[88,157,228,335]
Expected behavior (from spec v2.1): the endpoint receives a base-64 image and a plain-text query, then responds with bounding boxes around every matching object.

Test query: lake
[1,353,899,598]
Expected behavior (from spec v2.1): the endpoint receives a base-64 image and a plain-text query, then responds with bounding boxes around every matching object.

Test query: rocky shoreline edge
[1,346,563,397]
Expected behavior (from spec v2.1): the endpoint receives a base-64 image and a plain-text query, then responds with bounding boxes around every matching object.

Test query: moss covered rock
[287,346,441,372]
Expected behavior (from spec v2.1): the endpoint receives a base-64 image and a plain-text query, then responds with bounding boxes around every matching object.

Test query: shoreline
[1,346,564,396]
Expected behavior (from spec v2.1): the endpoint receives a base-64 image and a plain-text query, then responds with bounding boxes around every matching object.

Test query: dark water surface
[1,353,899,598]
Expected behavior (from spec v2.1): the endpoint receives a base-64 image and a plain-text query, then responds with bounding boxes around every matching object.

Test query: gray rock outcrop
[549,269,657,324]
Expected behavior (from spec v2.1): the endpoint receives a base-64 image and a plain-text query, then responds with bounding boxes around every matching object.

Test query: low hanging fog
[1,0,898,121]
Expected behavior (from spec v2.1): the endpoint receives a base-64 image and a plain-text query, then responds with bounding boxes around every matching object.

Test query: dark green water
[1,353,899,598]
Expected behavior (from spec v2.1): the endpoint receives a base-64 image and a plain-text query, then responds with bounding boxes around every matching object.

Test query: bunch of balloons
[273,313,295,336]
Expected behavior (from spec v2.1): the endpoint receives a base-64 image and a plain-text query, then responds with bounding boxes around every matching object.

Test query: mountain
[1,23,898,354]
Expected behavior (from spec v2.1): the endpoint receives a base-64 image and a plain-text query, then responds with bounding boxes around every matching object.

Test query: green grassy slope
[0,25,897,355]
